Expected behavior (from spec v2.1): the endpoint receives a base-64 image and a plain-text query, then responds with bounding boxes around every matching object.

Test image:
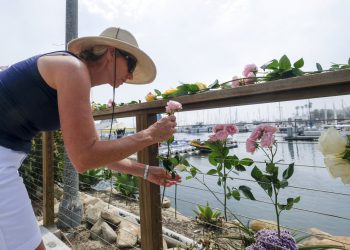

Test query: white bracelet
[143,165,150,180]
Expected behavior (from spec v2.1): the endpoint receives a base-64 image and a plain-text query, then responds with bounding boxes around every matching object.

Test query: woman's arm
[38,55,176,172]
[107,159,181,187]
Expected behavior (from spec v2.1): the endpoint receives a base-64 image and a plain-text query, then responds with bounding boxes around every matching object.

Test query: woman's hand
[147,166,181,187]
[145,115,177,143]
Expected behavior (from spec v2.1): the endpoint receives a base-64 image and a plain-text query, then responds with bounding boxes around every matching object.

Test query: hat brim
[68,36,156,84]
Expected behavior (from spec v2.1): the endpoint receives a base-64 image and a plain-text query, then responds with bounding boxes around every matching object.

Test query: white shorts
[0,146,42,250]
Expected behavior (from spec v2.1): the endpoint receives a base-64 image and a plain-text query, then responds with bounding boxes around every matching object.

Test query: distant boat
[190,139,238,153]
[188,122,213,133]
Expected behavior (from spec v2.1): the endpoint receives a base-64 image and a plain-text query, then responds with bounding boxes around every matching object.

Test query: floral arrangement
[246,229,297,250]
[318,127,350,184]
[246,124,300,238]
[158,100,187,218]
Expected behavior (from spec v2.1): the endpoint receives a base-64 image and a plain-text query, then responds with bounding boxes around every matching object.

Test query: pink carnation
[243,64,258,77]
[107,99,115,108]
[213,124,225,133]
[231,76,241,88]
[260,132,275,148]
[246,138,257,154]
[165,100,182,114]
[225,124,239,135]
[209,130,229,142]
[244,72,256,84]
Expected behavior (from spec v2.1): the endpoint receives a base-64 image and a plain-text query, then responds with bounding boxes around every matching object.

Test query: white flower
[318,128,347,156]
[175,164,187,172]
[324,155,350,184]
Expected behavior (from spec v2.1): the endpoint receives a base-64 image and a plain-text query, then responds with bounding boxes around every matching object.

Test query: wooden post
[137,114,163,250]
[42,132,55,226]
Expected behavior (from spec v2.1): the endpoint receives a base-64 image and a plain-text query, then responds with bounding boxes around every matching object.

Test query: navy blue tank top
[0,51,78,153]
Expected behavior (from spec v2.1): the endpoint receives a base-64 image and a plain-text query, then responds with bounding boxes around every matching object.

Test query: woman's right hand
[145,115,177,143]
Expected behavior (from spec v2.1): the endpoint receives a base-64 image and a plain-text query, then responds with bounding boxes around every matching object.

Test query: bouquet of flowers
[318,128,350,184]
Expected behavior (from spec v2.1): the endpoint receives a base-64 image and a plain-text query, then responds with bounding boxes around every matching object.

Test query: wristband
[143,165,150,180]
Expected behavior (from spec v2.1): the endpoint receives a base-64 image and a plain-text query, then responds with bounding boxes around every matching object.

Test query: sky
[1,0,350,125]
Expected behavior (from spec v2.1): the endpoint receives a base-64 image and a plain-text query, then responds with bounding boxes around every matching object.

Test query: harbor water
[164,132,350,236]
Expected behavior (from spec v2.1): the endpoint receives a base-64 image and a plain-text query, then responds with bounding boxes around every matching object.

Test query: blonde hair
[78,45,108,61]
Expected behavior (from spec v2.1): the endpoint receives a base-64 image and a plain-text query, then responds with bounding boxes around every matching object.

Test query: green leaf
[239,185,256,200]
[239,158,254,166]
[208,79,220,89]
[279,179,289,189]
[230,190,241,200]
[235,165,246,172]
[316,63,323,71]
[261,59,279,70]
[279,55,292,70]
[266,163,278,174]
[185,176,193,180]
[154,89,162,95]
[293,58,304,69]
[251,166,263,181]
[224,161,232,170]
[283,163,294,179]
[207,169,218,175]
[168,136,174,144]
[294,196,301,203]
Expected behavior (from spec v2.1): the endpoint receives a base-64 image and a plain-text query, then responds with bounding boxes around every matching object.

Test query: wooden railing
[42,69,350,249]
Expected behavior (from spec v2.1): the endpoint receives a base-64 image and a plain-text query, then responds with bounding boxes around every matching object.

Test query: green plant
[261,54,305,81]
[114,173,139,197]
[246,125,300,238]
[79,168,105,190]
[194,202,222,226]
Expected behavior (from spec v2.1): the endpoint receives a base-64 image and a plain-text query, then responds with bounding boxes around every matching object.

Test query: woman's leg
[36,240,46,250]
[0,146,42,250]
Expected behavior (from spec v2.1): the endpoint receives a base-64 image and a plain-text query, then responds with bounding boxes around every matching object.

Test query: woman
[0,27,180,250]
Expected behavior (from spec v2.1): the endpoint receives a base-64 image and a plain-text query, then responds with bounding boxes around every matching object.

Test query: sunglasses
[116,49,137,74]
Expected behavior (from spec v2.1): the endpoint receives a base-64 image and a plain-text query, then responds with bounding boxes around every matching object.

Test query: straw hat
[68,27,156,84]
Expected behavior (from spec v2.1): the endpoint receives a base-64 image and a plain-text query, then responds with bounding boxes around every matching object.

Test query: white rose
[318,128,347,156]
[324,155,350,184]
[175,164,187,172]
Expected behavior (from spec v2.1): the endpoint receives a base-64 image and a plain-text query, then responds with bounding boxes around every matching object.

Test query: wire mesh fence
[18,117,350,250]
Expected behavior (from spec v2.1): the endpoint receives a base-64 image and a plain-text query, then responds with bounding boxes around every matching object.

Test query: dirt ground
[34,190,245,249]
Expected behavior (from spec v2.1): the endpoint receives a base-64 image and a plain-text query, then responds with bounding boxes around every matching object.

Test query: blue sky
[1,0,349,123]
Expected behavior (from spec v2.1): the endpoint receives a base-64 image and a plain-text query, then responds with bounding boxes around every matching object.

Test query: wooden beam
[137,114,163,249]
[93,70,350,120]
[42,132,55,226]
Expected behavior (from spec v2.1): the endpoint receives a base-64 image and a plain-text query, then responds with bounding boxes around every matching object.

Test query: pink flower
[225,124,239,135]
[246,124,278,152]
[243,64,258,77]
[165,100,182,114]
[244,72,256,84]
[107,99,115,108]
[231,76,241,88]
[209,130,229,142]
[260,132,275,148]
[213,124,225,133]
[249,126,264,141]
[246,138,257,154]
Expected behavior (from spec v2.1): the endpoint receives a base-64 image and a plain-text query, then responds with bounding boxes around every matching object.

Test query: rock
[308,227,332,239]
[101,222,117,244]
[90,218,103,240]
[163,238,167,249]
[162,197,171,208]
[249,219,279,231]
[54,184,64,201]
[301,236,350,250]
[81,195,100,209]
[85,200,108,225]
[117,219,140,248]
[101,207,122,229]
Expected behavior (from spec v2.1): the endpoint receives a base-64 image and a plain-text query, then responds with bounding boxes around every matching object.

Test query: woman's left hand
[147,166,181,187]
